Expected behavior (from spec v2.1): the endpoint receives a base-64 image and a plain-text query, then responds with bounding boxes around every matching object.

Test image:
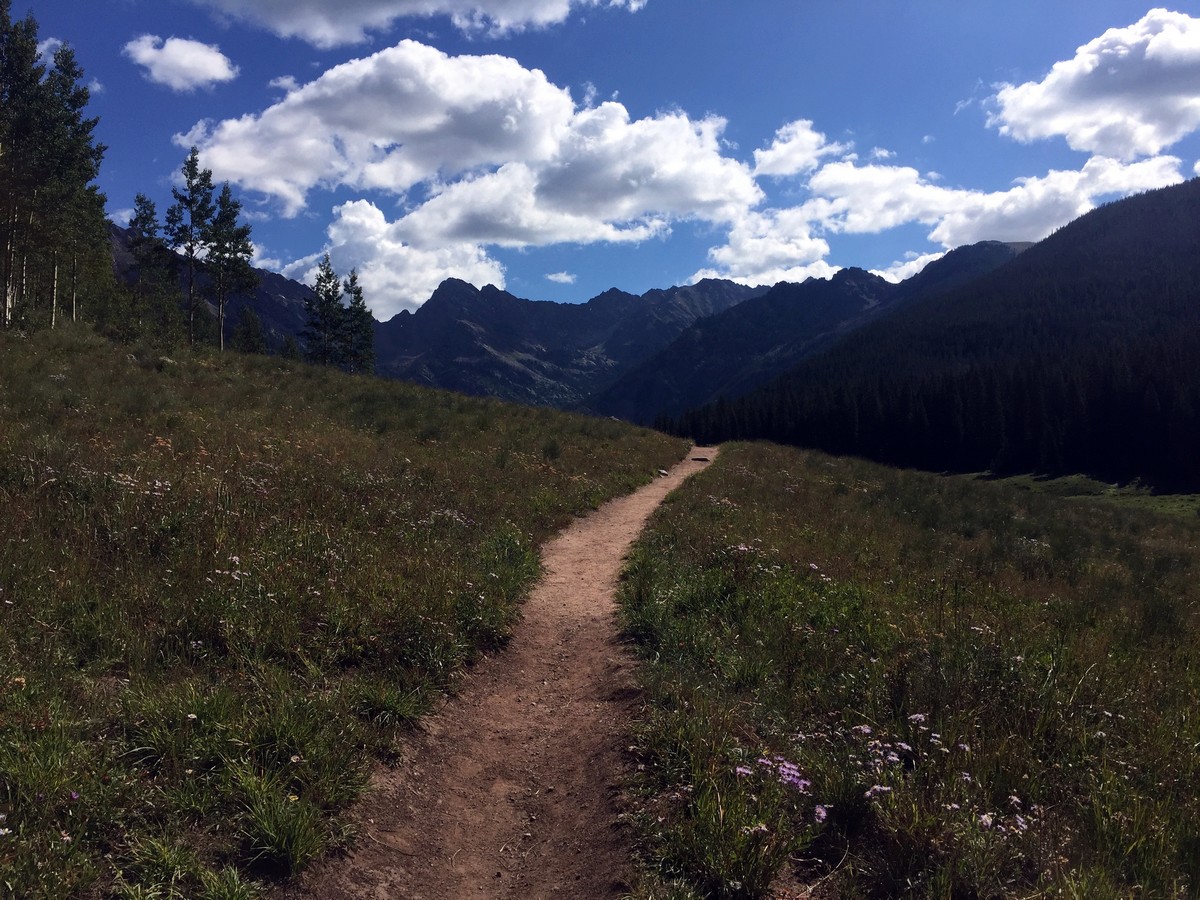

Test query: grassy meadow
[619,442,1200,898]
[0,325,686,898]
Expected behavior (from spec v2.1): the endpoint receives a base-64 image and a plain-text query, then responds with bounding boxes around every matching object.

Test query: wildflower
[851,724,873,736]
[978,813,994,829]
[813,805,828,824]
[1014,814,1029,831]
[961,772,973,783]
[290,755,303,764]
[69,791,79,801]
[186,713,198,721]
[735,766,753,777]
[864,785,892,799]
[742,822,769,836]
[60,830,73,843]
[907,713,927,724]
[0,828,10,837]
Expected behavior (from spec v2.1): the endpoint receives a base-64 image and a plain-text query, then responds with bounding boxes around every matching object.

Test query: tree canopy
[1,0,109,330]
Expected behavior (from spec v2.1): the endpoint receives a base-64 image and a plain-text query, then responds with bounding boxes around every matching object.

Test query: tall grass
[619,442,1200,898]
[0,324,686,896]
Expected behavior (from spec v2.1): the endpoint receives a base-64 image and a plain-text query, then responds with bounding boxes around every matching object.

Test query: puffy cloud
[546,271,576,284]
[928,154,1184,246]
[990,9,1200,159]
[697,152,1183,286]
[190,0,647,46]
[123,35,239,91]
[537,104,759,224]
[871,251,945,283]
[285,99,761,308]
[284,200,507,317]
[801,154,1183,247]
[753,119,851,177]
[36,37,63,64]
[391,105,759,247]
[391,163,666,248]
[185,40,574,216]
[199,41,760,306]
[691,207,836,286]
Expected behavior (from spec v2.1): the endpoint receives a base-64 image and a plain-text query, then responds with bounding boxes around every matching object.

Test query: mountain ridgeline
[671,178,1200,491]
[110,178,1200,490]
[373,277,765,408]
[588,240,1030,423]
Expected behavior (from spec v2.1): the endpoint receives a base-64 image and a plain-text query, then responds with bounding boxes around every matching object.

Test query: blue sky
[27,0,1200,320]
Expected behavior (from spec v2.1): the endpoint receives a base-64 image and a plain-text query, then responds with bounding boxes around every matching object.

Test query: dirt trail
[288,446,717,900]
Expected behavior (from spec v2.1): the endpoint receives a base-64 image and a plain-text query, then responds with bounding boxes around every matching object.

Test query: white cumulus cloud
[190,0,647,46]
[194,41,761,310]
[123,35,239,91]
[696,146,1184,286]
[753,119,851,177]
[282,200,507,319]
[990,8,1200,159]
[184,40,575,216]
[691,207,836,286]
[546,271,576,284]
[871,251,945,283]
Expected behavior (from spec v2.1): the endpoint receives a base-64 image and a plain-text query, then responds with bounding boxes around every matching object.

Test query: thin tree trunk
[2,232,12,328]
[70,248,78,322]
[51,253,58,329]
[187,256,195,344]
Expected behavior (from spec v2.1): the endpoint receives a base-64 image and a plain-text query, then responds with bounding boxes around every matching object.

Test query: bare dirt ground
[286,446,718,900]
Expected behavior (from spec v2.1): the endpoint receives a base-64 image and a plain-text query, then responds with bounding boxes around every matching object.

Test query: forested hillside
[588,241,1026,424]
[672,179,1200,491]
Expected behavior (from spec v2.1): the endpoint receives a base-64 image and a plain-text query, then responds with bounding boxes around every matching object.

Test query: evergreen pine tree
[126,193,183,346]
[341,268,375,374]
[165,147,214,345]
[0,5,107,329]
[231,306,268,355]
[301,253,344,366]
[208,183,256,352]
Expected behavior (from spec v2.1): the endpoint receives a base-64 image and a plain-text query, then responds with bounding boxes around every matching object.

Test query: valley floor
[283,448,717,899]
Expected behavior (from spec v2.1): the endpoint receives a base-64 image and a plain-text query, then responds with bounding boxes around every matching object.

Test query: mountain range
[108,230,1026,420]
[672,178,1200,490]
[111,177,1200,488]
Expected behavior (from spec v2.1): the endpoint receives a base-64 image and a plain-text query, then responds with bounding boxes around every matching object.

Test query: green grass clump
[619,442,1200,898]
[0,323,686,895]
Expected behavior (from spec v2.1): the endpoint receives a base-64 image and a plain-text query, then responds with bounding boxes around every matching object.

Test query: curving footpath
[287,446,718,900]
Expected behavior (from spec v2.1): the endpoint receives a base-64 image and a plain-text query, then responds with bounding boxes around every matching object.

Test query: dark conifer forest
[669,179,1200,491]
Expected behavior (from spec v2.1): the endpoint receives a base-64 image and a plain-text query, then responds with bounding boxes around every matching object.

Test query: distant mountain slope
[373,278,764,408]
[110,223,312,348]
[590,241,1027,424]
[110,225,761,404]
[673,179,1200,490]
